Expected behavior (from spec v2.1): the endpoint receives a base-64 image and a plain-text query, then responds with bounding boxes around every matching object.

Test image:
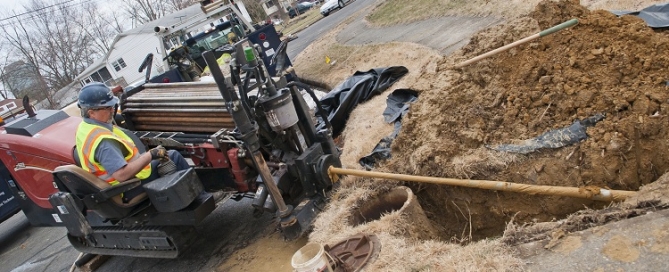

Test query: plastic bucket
[291,243,333,272]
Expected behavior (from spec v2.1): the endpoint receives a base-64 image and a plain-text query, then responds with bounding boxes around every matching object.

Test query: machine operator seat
[52,165,149,220]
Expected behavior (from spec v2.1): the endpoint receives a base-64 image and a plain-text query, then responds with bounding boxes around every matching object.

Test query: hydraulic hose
[286,81,333,131]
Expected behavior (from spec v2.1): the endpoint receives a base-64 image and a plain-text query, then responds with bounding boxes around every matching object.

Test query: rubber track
[67,226,195,259]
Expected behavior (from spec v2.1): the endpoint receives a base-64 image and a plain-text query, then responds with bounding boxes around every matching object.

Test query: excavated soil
[386,0,669,240]
[219,0,669,271]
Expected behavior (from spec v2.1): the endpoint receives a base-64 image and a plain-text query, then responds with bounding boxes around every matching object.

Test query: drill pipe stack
[122,82,236,133]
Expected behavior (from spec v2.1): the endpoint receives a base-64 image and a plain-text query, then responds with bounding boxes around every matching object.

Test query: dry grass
[295,44,359,88]
[275,7,323,36]
[366,0,663,27]
[296,0,669,271]
[338,92,395,169]
[450,148,521,179]
[367,0,533,26]
[502,172,669,246]
[311,182,524,271]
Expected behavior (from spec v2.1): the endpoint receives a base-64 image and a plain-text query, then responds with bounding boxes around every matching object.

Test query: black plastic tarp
[317,66,408,138]
[611,3,669,28]
[488,114,605,154]
[359,89,418,169]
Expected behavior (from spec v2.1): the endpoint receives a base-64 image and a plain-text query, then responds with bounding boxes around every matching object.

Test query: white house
[74,2,253,89]
[261,0,300,19]
[50,2,255,111]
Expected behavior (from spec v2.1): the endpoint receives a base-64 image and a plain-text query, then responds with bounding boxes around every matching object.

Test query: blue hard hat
[78,82,118,109]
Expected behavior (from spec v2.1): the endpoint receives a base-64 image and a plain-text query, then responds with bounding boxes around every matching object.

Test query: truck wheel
[338,0,344,8]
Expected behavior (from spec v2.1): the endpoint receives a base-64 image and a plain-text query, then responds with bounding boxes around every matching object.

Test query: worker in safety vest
[75,82,190,201]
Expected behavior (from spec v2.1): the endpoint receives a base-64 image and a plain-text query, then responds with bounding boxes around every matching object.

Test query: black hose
[286,81,333,131]
[74,253,96,267]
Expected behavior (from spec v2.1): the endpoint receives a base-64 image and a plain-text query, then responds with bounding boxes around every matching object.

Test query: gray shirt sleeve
[94,139,129,176]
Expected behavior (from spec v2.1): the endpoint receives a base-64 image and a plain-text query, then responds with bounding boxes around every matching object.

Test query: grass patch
[296,43,358,87]
[367,0,468,26]
[276,8,323,36]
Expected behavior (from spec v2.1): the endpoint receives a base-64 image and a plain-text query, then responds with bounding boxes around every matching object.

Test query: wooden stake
[453,19,578,69]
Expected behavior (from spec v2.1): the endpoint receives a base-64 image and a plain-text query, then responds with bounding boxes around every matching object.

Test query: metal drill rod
[125,96,225,102]
[203,50,290,216]
[143,82,219,89]
[132,116,234,123]
[123,108,229,113]
[252,151,290,216]
[328,167,637,202]
[133,124,232,133]
[127,111,227,117]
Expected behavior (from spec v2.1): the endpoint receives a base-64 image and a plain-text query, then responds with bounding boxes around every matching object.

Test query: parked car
[287,2,314,18]
[320,0,350,16]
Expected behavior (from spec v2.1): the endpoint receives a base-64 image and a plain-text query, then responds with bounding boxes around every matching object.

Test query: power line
[0,0,101,29]
[0,0,77,22]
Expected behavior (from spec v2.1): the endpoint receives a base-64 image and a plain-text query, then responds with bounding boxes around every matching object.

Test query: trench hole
[349,188,408,226]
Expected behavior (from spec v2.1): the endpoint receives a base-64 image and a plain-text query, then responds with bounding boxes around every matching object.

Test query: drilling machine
[0,33,340,258]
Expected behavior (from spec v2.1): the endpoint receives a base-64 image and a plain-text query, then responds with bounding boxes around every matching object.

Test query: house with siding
[42,1,269,110]
[73,2,253,90]
[261,0,302,19]
[75,5,239,86]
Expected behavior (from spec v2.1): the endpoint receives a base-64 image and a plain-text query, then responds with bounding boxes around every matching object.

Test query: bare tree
[240,0,268,23]
[0,0,108,108]
[0,43,14,100]
[2,60,43,101]
[71,1,125,53]
[168,0,195,10]
[122,0,194,25]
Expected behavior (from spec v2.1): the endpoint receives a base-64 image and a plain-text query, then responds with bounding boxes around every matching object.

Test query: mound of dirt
[385,0,669,240]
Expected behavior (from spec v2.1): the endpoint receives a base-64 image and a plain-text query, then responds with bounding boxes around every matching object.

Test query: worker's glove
[149,145,168,160]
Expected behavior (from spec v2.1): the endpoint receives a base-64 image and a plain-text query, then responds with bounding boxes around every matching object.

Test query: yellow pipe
[328,166,636,202]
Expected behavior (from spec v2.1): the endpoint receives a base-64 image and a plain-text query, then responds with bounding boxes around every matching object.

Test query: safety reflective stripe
[111,127,152,179]
[76,122,152,184]
[80,129,107,173]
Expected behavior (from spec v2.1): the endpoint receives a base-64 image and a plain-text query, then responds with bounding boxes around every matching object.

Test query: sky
[0,0,115,19]
[0,0,112,101]
[0,0,20,13]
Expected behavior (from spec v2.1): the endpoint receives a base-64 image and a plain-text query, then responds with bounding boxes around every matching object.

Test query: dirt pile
[384,0,669,240]
[305,0,669,270]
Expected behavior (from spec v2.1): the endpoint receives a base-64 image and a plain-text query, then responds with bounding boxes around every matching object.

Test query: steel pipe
[123,108,229,113]
[131,116,233,123]
[129,112,227,117]
[133,124,234,133]
[328,167,637,202]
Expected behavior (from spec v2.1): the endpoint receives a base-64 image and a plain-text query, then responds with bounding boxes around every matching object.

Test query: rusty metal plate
[326,233,380,272]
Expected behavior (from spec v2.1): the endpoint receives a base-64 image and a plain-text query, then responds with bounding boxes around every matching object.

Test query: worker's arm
[111,146,167,182]
[96,140,166,183]
[111,152,153,182]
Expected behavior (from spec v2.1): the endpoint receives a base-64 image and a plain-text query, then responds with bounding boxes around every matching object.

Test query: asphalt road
[0,198,274,272]
[0,2,364,272]
[288,0,373,60]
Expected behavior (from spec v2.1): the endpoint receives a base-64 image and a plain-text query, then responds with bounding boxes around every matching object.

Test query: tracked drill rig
[0,32,340,258]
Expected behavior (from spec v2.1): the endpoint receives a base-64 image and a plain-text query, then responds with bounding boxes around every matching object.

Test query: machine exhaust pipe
[154,26,169,33]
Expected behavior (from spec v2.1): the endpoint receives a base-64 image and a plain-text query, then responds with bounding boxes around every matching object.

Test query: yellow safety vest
[75,122,151,185]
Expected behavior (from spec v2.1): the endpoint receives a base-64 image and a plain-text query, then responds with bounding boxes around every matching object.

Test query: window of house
[112,58,127,72]
[81,77,92,86]
[265,1,274,8]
